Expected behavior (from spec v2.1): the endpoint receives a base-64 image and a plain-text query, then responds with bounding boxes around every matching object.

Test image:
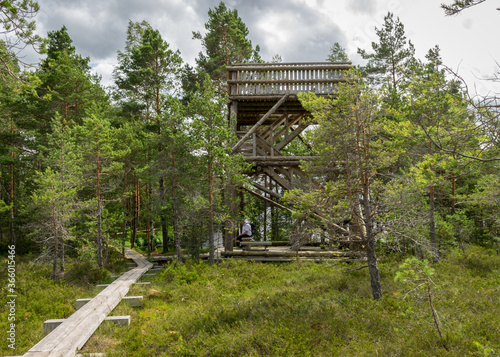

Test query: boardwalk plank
[23,249,152,357]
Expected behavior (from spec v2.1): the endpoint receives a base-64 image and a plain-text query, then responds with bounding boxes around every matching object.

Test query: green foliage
[63,259,110,287]
[71,246,500,356]
[0,0,43,78]
[114,20,182,117]
[394,256,435,292]
[357,12,415,97]
[187,74,249,262]
[193,1,255,85]
[441,0,487,15]
[326,42,349,62]
[0,257,95,355]
[160,261,201,285]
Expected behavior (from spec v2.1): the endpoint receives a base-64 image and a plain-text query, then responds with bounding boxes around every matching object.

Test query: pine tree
[298,71,406,299]
[357,12,415,103]
[193,1,255,92]
[114,20,182,252]
[188,75,248,264]
[73,109,128,267]
[326,42,349,62]
[23,26,108,161]
[26,114,81,279]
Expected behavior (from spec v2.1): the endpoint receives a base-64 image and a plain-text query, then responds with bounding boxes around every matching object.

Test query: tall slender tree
[74,109,128,267]
[188,75,248,264]
[358,12,415,105]
[298,71,405,299]
[0,41,22,244]
[114,20,182,252]
[192,1,256,91]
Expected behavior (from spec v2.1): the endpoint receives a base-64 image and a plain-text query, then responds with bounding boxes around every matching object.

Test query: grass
[76,245,500,356]
[0,249,128,356]
[0,256,97,355]
[1,245,498,356]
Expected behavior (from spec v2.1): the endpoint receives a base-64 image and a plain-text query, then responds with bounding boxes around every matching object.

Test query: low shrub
[63,259,110,287]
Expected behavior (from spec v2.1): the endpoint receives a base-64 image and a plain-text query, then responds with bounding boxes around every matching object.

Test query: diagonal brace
[232,94,289,153]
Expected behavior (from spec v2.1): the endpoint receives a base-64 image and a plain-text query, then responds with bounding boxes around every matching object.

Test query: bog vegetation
[0,0,499,356]
[1,246,499,356]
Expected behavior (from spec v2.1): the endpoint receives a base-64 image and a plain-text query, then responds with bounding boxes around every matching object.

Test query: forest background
[1,0,498,269]
[0,0,499,355]
[0,0,499,274]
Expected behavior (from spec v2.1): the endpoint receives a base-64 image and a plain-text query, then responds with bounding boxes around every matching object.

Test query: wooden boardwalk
[23,249,153,357]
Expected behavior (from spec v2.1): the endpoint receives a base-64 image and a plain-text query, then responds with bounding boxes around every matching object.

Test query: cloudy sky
[29,0,500,95]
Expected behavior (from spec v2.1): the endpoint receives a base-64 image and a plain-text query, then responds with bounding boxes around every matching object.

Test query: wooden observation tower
[228,62,352,208]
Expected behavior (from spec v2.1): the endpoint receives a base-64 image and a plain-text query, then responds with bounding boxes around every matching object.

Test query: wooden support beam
[275,166,293,182]
[260,114,288,141]
[43,316,131,334]
[275,123,309,151]
[262,167,291,190]
[275,115,303,141]
[232,94,289,153]
[256,134,282,157]
[241,187,293,213]
[252,161,303,167]
[251,182,282,199]
[223,250,362,258]
[246,156,316,162]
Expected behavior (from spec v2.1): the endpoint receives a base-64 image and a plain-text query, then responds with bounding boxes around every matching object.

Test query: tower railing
[227,62,352,97]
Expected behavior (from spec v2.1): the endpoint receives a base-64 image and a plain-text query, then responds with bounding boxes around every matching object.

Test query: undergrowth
[1,246,498,356]
[0,249,128,356]
[79,245,499,357]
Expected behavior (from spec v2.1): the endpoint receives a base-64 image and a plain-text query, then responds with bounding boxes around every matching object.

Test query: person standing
[236,220,252,247]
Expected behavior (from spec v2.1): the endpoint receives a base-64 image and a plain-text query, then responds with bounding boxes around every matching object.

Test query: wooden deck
[221,245,366,262]
[23,249,153,357]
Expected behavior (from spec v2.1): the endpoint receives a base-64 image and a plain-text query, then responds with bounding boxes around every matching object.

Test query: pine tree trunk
[429,184,438,261]
[264,176,268,241]
[60,238,65,273]
[224,183,236,252]
[159,176,169,253]
[131,178,139,248]
[363,184,382,300]
[97,200,103,268]
[172,141,181,260]
[122,167,129,256]
[52,203,58,281]
[9,159,15,245]
[149,182,155,252]
[96,148,103,268]
[429,142,438,262]
[208,160,215,265]
[9,119,15,245]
